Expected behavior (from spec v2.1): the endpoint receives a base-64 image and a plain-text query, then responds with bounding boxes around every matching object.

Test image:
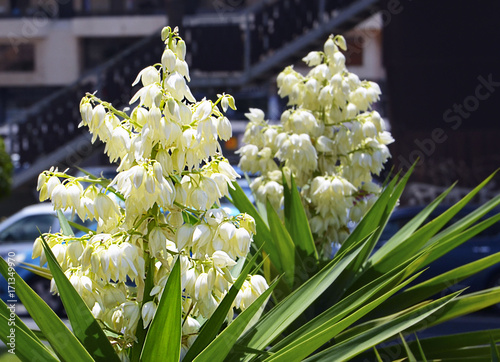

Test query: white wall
[0,15,167,86]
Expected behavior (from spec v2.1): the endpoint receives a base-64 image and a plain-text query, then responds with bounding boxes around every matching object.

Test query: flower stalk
[35,26,268,359]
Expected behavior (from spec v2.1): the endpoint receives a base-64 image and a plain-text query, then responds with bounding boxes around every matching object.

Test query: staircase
[185,0,383,87]
[6,0,384,191]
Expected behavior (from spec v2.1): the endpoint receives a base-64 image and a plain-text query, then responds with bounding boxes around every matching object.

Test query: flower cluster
[238,35,394,257]
[35,27,267,359]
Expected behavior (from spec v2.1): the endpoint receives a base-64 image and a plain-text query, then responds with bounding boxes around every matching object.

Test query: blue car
[0,203,88,314]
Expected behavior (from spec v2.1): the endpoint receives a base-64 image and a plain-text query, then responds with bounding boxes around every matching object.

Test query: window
[0,0,9,15]
[81,37,140,70]
[344,35,364,66]
[0,43,35,71]
[0,214,56,243]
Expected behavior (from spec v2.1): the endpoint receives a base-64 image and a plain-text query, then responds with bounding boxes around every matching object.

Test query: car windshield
[0,214,56,243]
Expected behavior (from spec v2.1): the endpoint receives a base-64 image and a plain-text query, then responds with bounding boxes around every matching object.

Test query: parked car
[379,205,500,301]
[0,203,91,314]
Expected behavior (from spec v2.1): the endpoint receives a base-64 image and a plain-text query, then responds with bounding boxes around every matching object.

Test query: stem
[86,93,130,120]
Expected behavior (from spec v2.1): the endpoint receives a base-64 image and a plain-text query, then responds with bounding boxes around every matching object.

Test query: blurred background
[0,0,499,215]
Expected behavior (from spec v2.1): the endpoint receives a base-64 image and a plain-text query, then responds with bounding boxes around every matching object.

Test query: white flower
[232,228,251,257]
[175,58,190,81]
[323,36,337,59]
[192,223,212,249]
[302,51,323,66]
[161,48,176,71]
[130,84,162,108]
[182,316,200,335]
[36,28,270,349]
[176,223,194,250]
[50,183,68,210]
[166,72,195,102]
[141,301,157,328]
[149,227,167,257]
[217,116,232,141]
[194,272,210,300]
[245,108,265,123]
[132,66,160,87]
[212,250,237,268]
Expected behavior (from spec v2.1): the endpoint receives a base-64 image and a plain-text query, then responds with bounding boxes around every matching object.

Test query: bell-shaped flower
[176,223,194,250]
[132,66,160,87]
[141,301,157,328]
[192,223,212,249]
[175,58,190,81]
[302,51,323,66]
[161,48,177,72]
[182,316,200,336]
[194,272,210,300]
[212,250,236,269]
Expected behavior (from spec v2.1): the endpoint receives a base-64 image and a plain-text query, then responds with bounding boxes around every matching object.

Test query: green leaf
[339,172,399,253]
[193,278,278,362]
[418,210,500,270]
[414,333,428,362]
[141,257,182,362]
[229,181,282,273]
[369,182,454,264]
[263,268,423,362]
[267,256,421,353]
[491,336,500,362]
[426,193,500,250]
[302,292,459,362]
[409,287,500,332]
[373,247,500,318]
[353,287,500,346]
[266,200,295,287]
[232,233,370,357]
[347,166,414,284]
[56,209,74,237]
[19,262,52,280]
[183,250,263,362]
[0,298,40,345]
[283,173,317,260]
[327,173,403,302]
[368,172,499,276]
[0,313,58,362]
[0,256,94,362]
[400,333,417,362]
[373,347,383,362]
[368,329,500,360]
[41,235,120,361]
[390,212,500,291]
[67,220,94,234]
[131,255,156,361]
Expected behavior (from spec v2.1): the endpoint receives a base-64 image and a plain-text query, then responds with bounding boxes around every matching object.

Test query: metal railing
[6,0,383,187]
[7,33,163,185]
[185,0,383,87]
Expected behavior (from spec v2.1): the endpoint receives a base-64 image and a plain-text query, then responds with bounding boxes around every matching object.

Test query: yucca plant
[2,169,500,361]
[228,168,500,361]
[1,26,500,362]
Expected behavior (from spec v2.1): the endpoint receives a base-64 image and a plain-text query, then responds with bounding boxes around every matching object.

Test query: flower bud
[218,222,236,242]
[142,301,157,328]
[162,48,177,71]
[175,39,186,60]
[176,223,193,250]
[212,250,236,268]
[182,316,200,335]
[324,37,338,59]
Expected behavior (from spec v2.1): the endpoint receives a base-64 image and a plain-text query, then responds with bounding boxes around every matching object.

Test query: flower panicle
[35,26,267,354]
